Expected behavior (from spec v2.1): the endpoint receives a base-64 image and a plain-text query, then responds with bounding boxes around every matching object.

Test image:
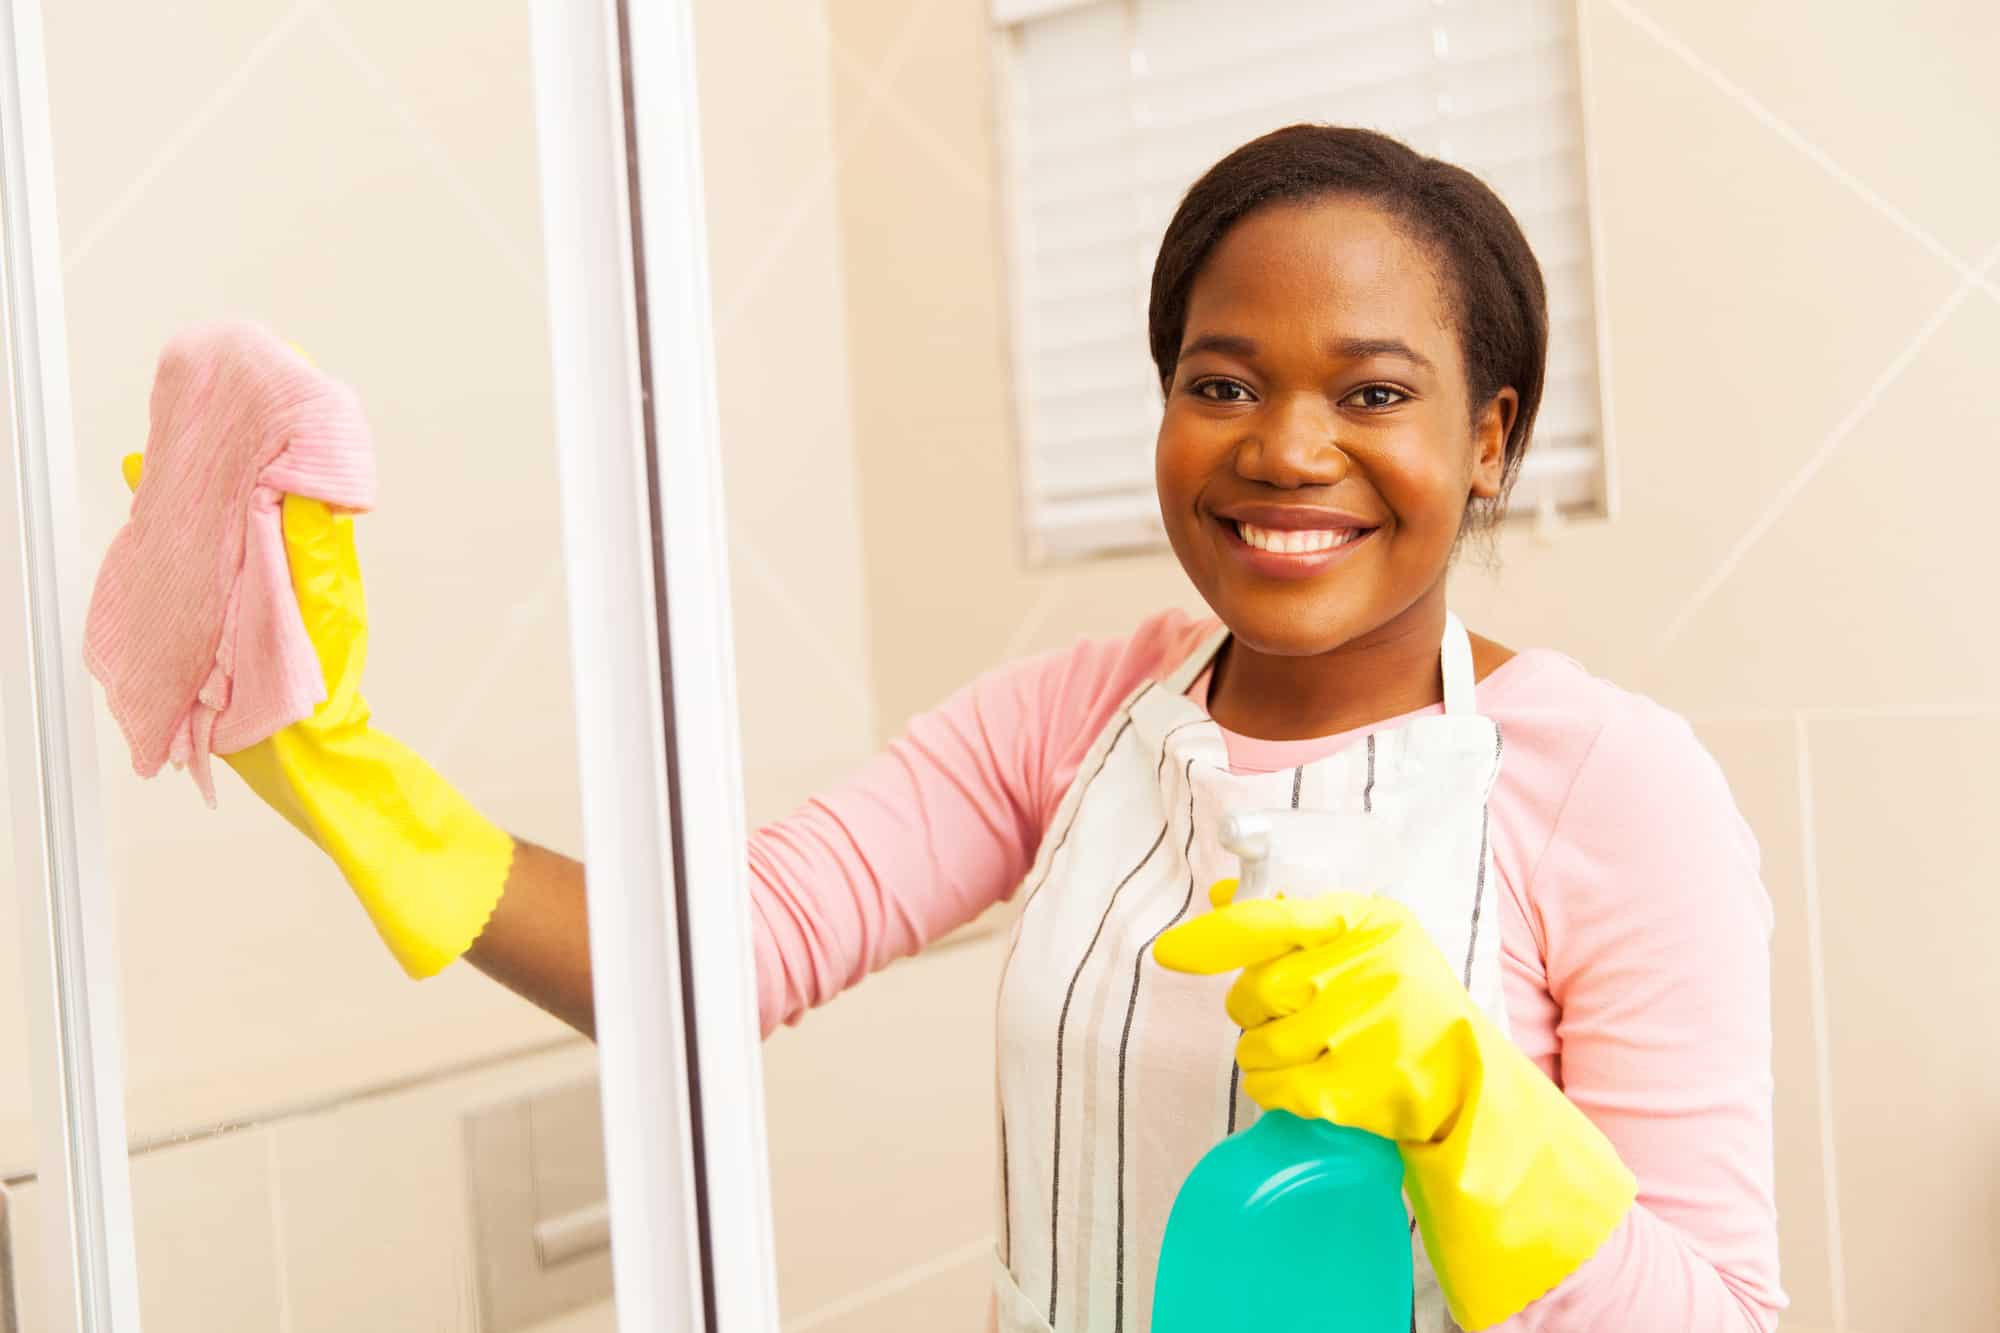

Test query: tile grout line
[998,579,1068,664]
[312,1,542,291]
[1792,715,1847,1330]
[823,30,992,201]
[782,1235,993,1332]
[734,531,880,729]
[264,1129,296,1333]
[716,0,937,333]
[1656,240,2000,650]
[427,561,568,768]
[1606,0,2000,305]
[61,0,321,274]
[0,1034,590,1188]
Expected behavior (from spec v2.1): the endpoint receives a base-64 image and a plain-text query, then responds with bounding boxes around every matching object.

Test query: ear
[1469,387,1517,500]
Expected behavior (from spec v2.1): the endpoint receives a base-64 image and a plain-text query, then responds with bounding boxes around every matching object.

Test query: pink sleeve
[1505,697,1787,1331]
[746,612,1208,1034]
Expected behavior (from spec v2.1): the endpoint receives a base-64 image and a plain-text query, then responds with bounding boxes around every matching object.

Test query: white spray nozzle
[1219,811,1274,900]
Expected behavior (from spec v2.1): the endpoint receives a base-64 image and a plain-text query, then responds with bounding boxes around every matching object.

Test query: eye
[1343,383,1409,410]
[1190,377,1255,404]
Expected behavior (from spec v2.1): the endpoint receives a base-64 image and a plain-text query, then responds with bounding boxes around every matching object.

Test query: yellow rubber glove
[123,453,513,978]
[1154,882,1636,1330]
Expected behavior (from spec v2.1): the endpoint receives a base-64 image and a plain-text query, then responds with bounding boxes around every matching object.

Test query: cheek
[1368,435,1474,529]
[1155,414,1221,501]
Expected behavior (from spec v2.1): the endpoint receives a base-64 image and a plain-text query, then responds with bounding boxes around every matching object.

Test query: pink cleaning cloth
[84,321,376,805]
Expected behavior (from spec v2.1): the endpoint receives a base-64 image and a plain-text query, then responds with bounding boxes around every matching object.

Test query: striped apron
[992,612,1508,1333]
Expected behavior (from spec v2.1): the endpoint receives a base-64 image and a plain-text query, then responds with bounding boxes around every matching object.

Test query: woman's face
[1155,197,1514,658]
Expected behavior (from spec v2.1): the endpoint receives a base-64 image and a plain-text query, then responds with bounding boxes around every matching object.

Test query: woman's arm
[467,839,597,1037]
[465,625,1169,1040]
[458,671,1065,1043]
[1506,697,1786,1331]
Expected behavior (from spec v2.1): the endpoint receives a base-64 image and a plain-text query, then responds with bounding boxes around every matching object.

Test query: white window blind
[994,0,1611,561]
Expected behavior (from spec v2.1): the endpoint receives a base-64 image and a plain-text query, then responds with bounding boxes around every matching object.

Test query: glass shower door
[0,0,779,1328]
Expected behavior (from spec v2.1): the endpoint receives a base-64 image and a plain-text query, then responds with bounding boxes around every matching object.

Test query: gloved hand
[122,453,513,978]
[1153,882,1636,1330]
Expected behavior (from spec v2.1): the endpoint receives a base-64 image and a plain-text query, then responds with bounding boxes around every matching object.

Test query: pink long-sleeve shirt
[749,609,1785,1331]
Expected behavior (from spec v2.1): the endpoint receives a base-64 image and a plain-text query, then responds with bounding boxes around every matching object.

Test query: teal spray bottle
[1150,811,1412,1332]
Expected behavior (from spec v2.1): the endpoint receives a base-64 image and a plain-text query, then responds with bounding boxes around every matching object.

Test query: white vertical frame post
[618,0,783,1323]
[0,0,145,1329]
[529,1,780,1329]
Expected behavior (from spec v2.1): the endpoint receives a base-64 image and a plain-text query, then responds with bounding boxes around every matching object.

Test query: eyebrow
[1331,337,1436,373]
[1176,332,1258,364]
[1176,332,1437,374]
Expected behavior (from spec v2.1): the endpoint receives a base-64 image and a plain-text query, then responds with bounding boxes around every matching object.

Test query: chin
[1206,592,1373,659]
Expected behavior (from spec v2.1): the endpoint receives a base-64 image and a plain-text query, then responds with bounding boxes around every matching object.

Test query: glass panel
[5,4,620,1329]
[696,1,1018,1325]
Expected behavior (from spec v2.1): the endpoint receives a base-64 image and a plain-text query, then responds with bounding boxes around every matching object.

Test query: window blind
[995,0,1610,561]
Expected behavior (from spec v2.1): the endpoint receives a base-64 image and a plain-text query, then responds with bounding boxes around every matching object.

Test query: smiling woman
[632,119,1775,1332]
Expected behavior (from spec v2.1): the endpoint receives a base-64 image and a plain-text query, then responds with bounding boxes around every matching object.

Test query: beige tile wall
[4,1041,604,1332]
[820,0,2000,1329]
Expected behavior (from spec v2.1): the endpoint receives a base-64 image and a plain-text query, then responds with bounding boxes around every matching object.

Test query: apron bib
[991,613,1506,1333]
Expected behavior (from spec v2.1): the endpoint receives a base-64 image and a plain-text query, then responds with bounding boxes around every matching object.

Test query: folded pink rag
[84,321,376,805]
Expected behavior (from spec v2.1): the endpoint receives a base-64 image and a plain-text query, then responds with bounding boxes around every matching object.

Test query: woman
[173,126,1784,1330]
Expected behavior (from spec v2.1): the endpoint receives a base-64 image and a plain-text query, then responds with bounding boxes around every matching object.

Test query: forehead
[1183,197,1456,351]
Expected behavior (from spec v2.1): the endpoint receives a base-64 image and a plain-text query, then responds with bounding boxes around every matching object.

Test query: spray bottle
[1149,810,1412,1332]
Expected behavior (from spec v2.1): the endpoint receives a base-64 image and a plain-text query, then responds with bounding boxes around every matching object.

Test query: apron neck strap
[1440,610,1476,715]
[1163,625,1231,697]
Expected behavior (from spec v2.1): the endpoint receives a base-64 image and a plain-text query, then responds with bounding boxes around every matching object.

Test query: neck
[1206,586,1450,742]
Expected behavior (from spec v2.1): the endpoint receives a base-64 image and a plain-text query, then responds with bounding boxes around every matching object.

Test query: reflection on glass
[3,5,614,1330]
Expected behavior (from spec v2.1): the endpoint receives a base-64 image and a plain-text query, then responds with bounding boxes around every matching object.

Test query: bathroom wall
[821,0,2000,1329]
[1,0,879,1327]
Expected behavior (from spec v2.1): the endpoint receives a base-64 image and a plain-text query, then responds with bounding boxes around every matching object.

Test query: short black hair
[1148,124,1549,526]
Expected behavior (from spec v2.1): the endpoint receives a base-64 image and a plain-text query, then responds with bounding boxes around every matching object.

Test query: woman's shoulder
[1484,647,1703,754]
[1484,650,1771,963]
[1483,648,1753,868]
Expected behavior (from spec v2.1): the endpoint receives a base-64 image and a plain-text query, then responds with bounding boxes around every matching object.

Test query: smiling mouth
[1231,520,1371,554]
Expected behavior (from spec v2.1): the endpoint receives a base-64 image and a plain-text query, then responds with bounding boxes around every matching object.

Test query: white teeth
[1235,521,1362,554]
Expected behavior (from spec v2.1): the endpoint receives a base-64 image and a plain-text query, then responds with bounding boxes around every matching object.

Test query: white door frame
[0,0,782,1326]
[0,0,145,1327]
[529,0,780,1327]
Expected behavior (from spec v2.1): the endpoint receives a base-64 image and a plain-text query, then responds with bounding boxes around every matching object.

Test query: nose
[1233,393,1349,489]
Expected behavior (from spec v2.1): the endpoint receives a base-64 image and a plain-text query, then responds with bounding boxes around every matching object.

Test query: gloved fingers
[1206,877,1238,910]
[1153,890,1394,976]
[1238,1057,1386,1131]
[279,494,371,717]
[1154,896,1313,974]
[1239,1066,1333,1123]
[1233,966,1400,1070]
[281,496,364,615]
[1223,935,1379,1027]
